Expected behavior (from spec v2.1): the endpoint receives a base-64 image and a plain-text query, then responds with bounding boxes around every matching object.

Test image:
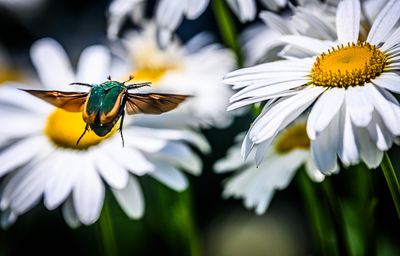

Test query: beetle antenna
[70,82,92,87]
[76,124,89,145]
[126,82,152,90]
[122,75,134,85]
[107,75,111,80]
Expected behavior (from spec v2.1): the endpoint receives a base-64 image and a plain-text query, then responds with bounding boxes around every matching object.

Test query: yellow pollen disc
[0,68,22,83]
[45,108,117,150]
[274,123,310,154]
[133,67,168,84]
[311,42,386,88]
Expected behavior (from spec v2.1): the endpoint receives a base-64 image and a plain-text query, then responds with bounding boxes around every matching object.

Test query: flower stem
[211,0,242,65]
[380,152,400,220]
[321,179,352,256]
[296,170,330,256]
[98,198,118,256]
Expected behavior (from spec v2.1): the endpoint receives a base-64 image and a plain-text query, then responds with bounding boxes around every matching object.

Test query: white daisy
[107,0,288,46]
[0,38,208,228]
[224,0,400,174]
[215,120,324,214]
[115,23,235,128]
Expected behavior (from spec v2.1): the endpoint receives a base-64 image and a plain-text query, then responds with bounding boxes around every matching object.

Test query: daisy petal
[250,87,325,144]
[94,150,129,190]
[367,0,400,45]
[307,87,345,140]
[226,0,256,22]
[73,161,105,225]
[185,0,209,18]
[112,176,144,219]
[30,38,74,89]
[336,0,360,44]
[355,127,383,169]
[0,136,44,177]
[372,73,400,93]
[62,197,81,228]
[149,161,188,191]
[311,111,340,174]
[345,86,373,127]
[76,45,111,83]
[338,106,359,166]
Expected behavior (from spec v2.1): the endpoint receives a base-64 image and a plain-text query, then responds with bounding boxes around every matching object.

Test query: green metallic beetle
[22,76,189,145]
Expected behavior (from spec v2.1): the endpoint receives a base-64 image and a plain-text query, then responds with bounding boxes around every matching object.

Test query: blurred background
[0,0,400,255]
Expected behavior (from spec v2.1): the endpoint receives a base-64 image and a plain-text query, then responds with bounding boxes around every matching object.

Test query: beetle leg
[126,82,152,90]
[118,111,125,147]
[76,123,90,146]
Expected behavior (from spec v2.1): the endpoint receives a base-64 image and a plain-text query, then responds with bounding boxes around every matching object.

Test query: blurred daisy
[242,0,388,66]
[0,38,208,228]
[224,0,400,174]
[107,0,288,46]
[115,23,235,128]
[215,120,324,214]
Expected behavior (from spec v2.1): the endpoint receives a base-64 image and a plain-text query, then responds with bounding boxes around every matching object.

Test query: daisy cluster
[0,0,399,231]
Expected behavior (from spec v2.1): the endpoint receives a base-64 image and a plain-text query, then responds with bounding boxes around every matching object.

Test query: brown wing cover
[125,93,189,115]
[21,89,88,112]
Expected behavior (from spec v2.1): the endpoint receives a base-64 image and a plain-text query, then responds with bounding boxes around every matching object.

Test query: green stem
[322,179,352,256]
[296,170,330,256]
[211,0,242,66]
[380,152,400,220]
[99,198,118,256]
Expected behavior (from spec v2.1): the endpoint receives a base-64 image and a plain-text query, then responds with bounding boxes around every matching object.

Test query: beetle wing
[21,89,88,112]
[125,93,189,115]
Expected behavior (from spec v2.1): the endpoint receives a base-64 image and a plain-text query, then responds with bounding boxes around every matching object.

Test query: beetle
[21,76,189,145]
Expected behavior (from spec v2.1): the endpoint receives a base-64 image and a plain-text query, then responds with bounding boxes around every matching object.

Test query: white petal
[365,85,400,136]
[184,0,209,19]
[338,105,359,166]
[336,0,360,44]
[112,176,144,219]
[307,87,345,140]
[345,86,373,127]
[1,210,17,229]
[62,197,81,228]
[278,35,332,55]
[259,11,294,35]
[44,152,77,210]
[250,87,325,144]
[73,161,105,225]
[255,139,274,167]
[30,38,74,89]
[372,73,400,93]
[367,0,400,45]
[154,142,202,175]
[76,45,111,83]
[354,127,383,169]
[94,150,129,189]
[381,26,400,52]
[156,0,184,31]
[367,111,393,151]
[226,0,256,22]
[106,146,154,175]
[311,110,340,174]
[149,161,188,191]
[305,156,325,182]
[241,132,254,159]
[0,136,44,177]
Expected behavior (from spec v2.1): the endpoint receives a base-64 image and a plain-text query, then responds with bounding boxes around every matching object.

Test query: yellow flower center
[130,41,182,84]
[132,67,168,84]
[45,108,117,150]
[274,123,310,154]
[311,42,386,88]
[0,68,22,83]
